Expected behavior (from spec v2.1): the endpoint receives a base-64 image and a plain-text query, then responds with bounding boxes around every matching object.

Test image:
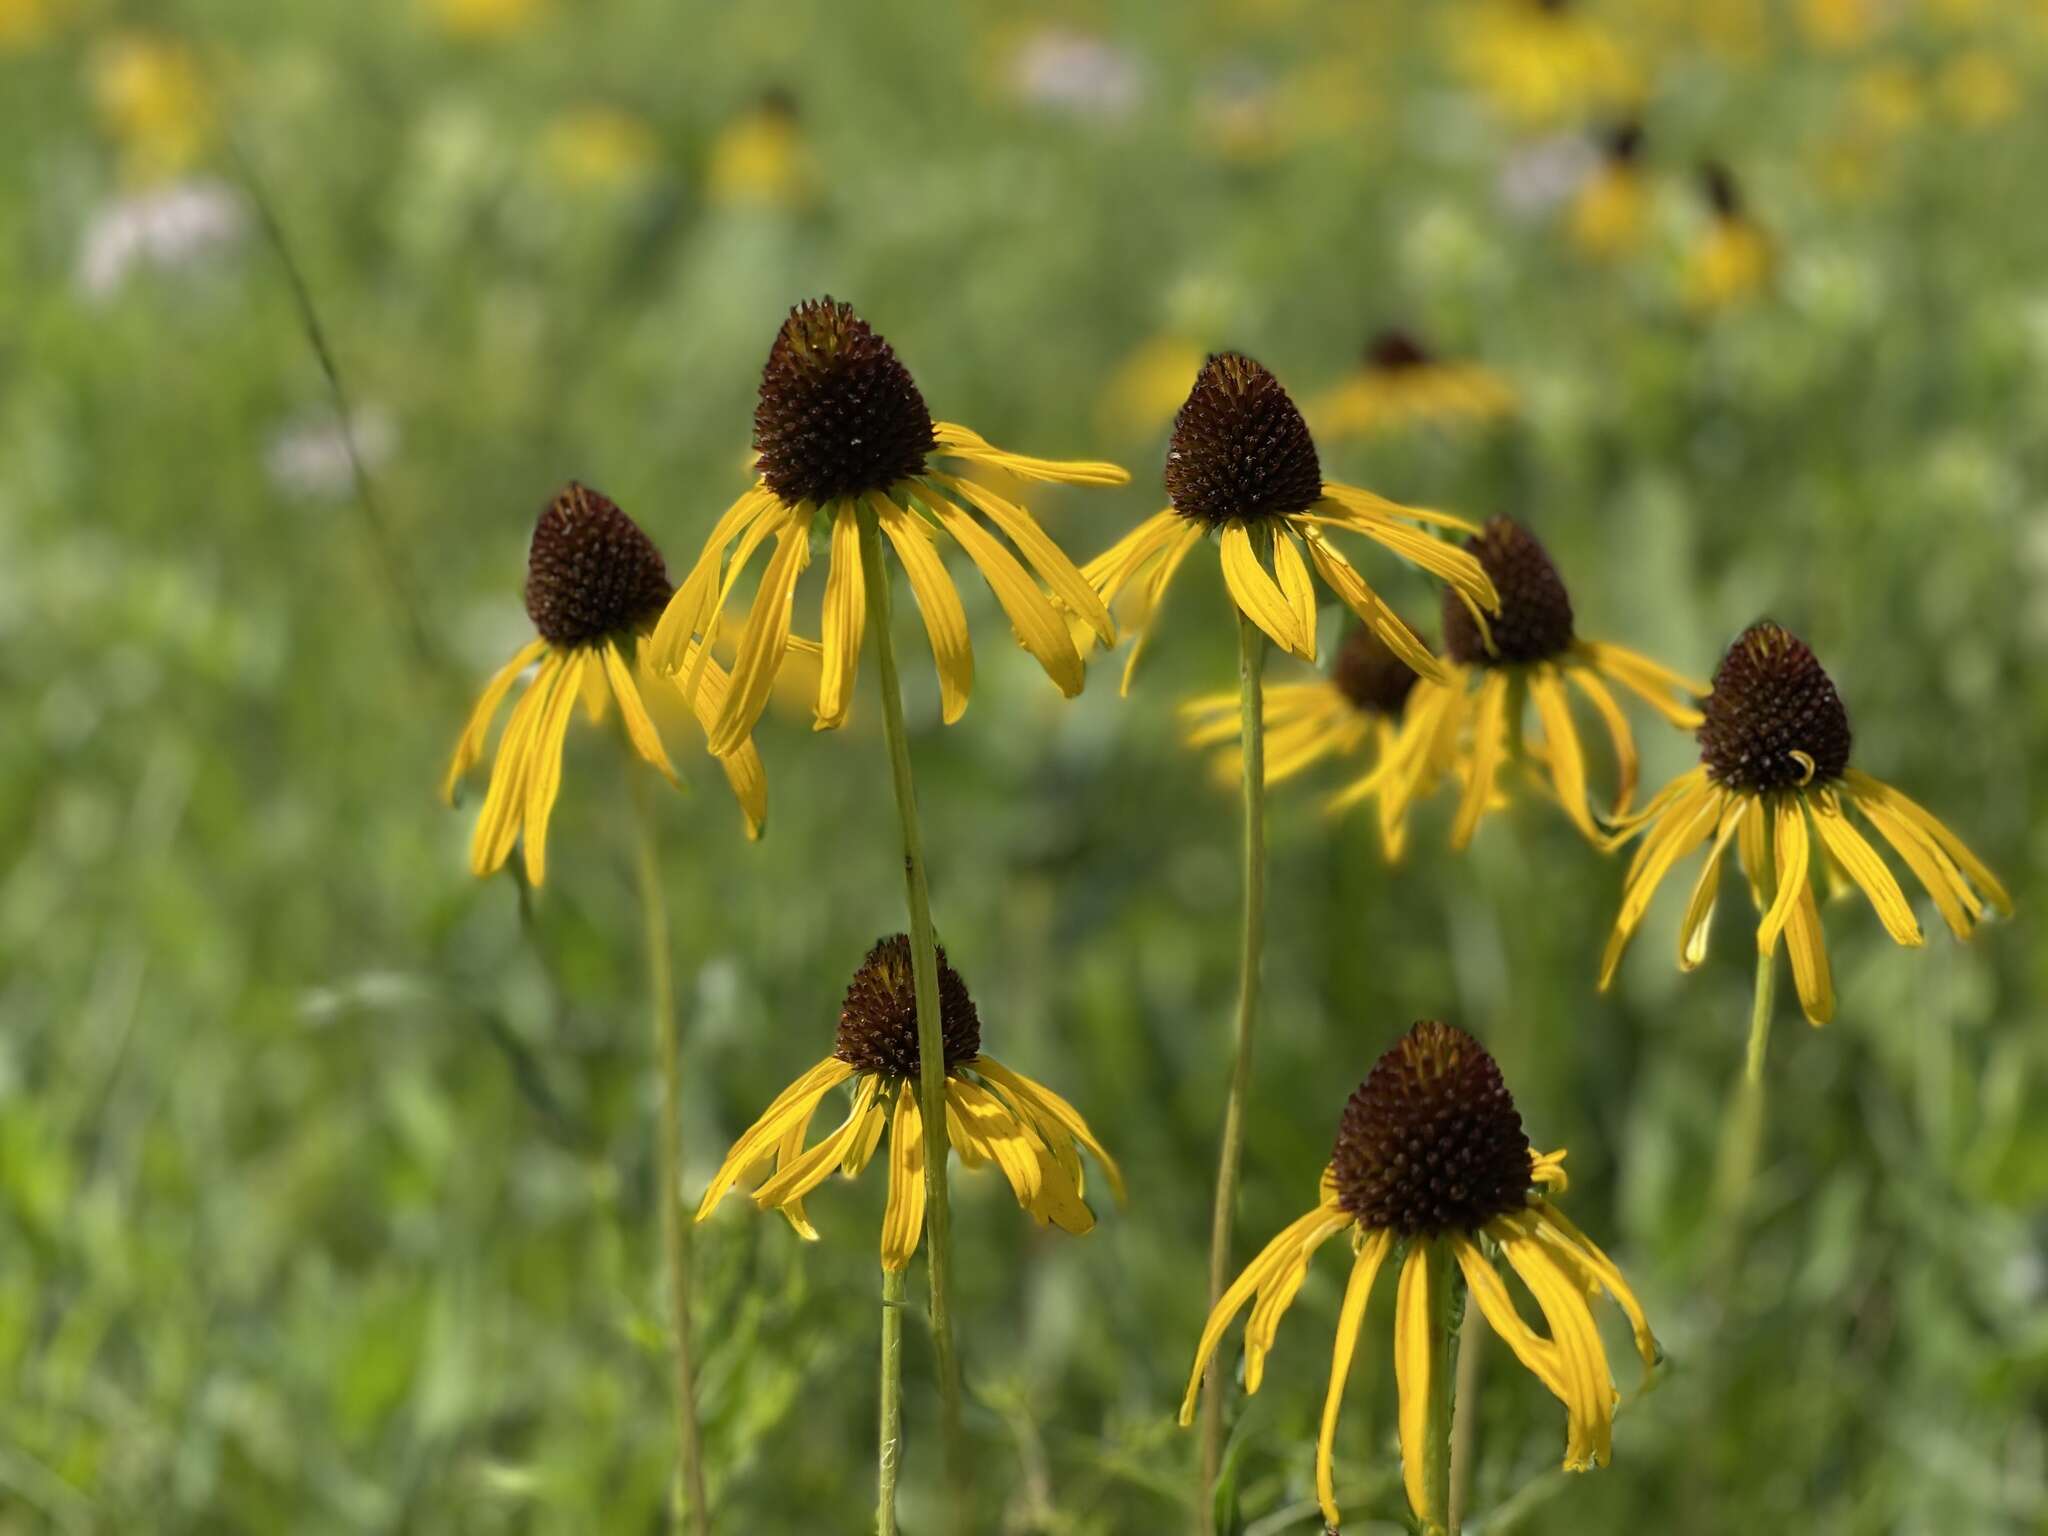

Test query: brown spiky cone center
[753,297,936,507]
[833,934,982,1080]
[1698,621,1852,792]
[1164,352,1323,528]
[1441,517,1575,667]
[523,482,674,647]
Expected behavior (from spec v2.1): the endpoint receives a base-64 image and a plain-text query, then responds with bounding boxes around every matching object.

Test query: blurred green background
[5,0,2044,1530]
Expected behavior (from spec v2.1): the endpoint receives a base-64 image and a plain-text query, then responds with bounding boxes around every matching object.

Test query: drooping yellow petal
[468,652,562,877]
[1219,521,1311,659]
[1809,787,1924,947]
[929,420,1131,486]
[1523,1199,1659,1377]
[665,644,768,839]
[601,639,679,785]
[1452,669,1512,850]
[842,1095,889,1177]
[1300,528,1448,684]
[814,503,866,731]
[947,1077,1093,1233]
[1853,792,1981,940]
[1678,795,1749,970]
[707,515,811,756]
[872,491,974,723]
[1580,639,1707,728]
[926,470,1115,645]
[651,486,776,673]
[1565,665,1638,822]
[1393,1242,1438,1522]
[753,1075,881,1211]
[1180,1192,1351,1425]
[920,485,1085,697]
[772,1076,830,1241]
[1316,480,1482,535]
[1756,793,1809,954]
[1495,1223,1614,1470]
[1243,1206,1352,1392]
[968,1056,1126,1205]
[1452,1233,1569,1400]
[1784,881,1835,1025]
[1271,529,1319,656]
[696,1057,853,1220]
[444,637,550,804]
[1314,1228,1393,1530]
[1842,768,2010,916]
[1082,508,1185,606]
[1599,781,1723,988]
[1530,665,1595,840]
[1332,508,1501,617]
[1118,521,1205,694]
[519,647,590,886]
[879,1084,927,1273]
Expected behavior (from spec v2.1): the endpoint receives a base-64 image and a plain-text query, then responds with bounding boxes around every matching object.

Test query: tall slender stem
[857,509,969,1527]
[1197,605,1269,1530]
[628,770,711,1536]
[1448,1294,1488,1532]
[1422,1241,1458,1536]
[877,1267,907,1536]
[1712,838,1780,1268]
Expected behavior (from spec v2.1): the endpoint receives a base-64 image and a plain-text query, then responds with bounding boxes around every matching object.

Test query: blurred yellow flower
[1568,125,1649,261]
[0,0,54,52]
[1850,61,1927,139]
[705,91,817,211]
[1098,333,1209,441]
[1312,330,1516,439]
[426,0,546,41]
[1799,0,1886,50]
[1682,164,1772,314]
[91,34,213,183]
[1938,51,2021,127]
[1453,0,1639,128]
[540,107,661,192]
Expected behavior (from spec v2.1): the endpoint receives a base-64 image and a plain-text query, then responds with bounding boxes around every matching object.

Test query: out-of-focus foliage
[3,0,2045,1531]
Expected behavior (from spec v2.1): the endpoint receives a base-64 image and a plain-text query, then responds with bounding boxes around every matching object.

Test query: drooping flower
[444,483,767,884]
[697,935,1123,1270]
[1600,621,2010,1024]
[1183,1021,1657,1530]
[1681,162,1772,313]
[650,298,1128,747]
[1311,329,1516,439]
[1568,121,1650,261]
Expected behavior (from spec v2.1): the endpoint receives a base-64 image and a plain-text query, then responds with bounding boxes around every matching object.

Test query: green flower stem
[1197,600,1269,1531]
[1713,843,1781,1265]
[877,1267,906,1536]
[857,508,970,1530]
[628,769,711,1536]
[1422,1240,1459,1536]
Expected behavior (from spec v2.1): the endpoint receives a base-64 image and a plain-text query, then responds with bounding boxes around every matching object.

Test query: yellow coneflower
[1184,1021,1658,1532]
[424,0,545,41]
[704,89,817,211]
[1311,329,1516,440]
[1417,517,1703,849]
[1798,0,1884,51]
[91,33,213,183]
[698,934,1124,1268]
[444,483,767,885]
[1938,51,2022,129]
[649,297,1128,749]
[0,0,53,52]
[1682,162,1772,314]
[1452,0,1639,129]
[1568,122,1650,262]
[1600,621,2010,1028]
[1181,620,1455,860]
[1097,332,1211,442]
[1084,352,1498,691]
[539,106,661,193]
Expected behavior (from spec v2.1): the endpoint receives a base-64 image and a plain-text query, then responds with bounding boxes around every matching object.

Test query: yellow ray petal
[1599,782,1723,988]
[1581,639,1707,727]
[1523,1199,1659,1377]
[1530,665,1595,840]
[1219,521,1311,659]
[1453,1233,1569,1400]
[1565,664,1638,823]
[1809,788,1923,947]
[1496,1222,1614,1470]
[1271,528,1319,657]
[1393,1242,1438,1522]
[1082,508,1185,603]
[1118,520,1205,695]
[1244,1207,1352,1392]
[1299,529,1449,684]
[967,1056,1125,1205]
[601,639,679,785]
[879,1084,926,1273]
[519,648,590,886]
[664,645,768,838]
[1842,768,2010,916]
[468,652,562,877]
[1453,670,1512,849]
[1315,480,1482,535]
[1315,1228,1392,1530]
[919,485,1084,697]
[814,502,866,730]
[927,470,1115,645]
[1853,794,1981,940]
[696,1057,853,1220]
[707,517,810,756]
[1678,794,1748,970]
[753,1075,880,1210]
[1784,881,1835,1025]
[1757,793,1810,955]
[930,420,1130,485]
[872,491,974,723]
[651,486,774,673]
[444,637,549,804]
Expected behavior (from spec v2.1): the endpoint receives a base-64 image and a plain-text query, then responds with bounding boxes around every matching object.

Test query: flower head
[705,89,817,211]
[1683,161,1772,312]
[1183,1021,1657,1530]
[1601,622,2011,1025]
[1568,121,1649,261]
[697,935,1123,1270]
[444,483,767,884]
[1311,329,1517,438]
[1417,517,1703,848]
[1086,352,1499,690]
[651,297,1128,748]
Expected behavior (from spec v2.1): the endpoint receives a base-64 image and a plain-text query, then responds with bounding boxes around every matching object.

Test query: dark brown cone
[1365,328,1432,373]
[753,298,936,506]
[523,483,673,647]
[1440,517,1575,667]
[1702,161,1741,218]
[1332,1021,1533,1237]
[1604,121,1644,164]
[1164,353,1323,527]
[1332,620,1422,718]
[833,934,982,1080]
[1698,621,1851,792]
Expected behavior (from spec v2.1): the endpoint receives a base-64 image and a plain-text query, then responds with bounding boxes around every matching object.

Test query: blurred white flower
[1496,132,1597,219]
[78,176,247,299]
[265,405,396,502]
[1009,27,1143,120]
